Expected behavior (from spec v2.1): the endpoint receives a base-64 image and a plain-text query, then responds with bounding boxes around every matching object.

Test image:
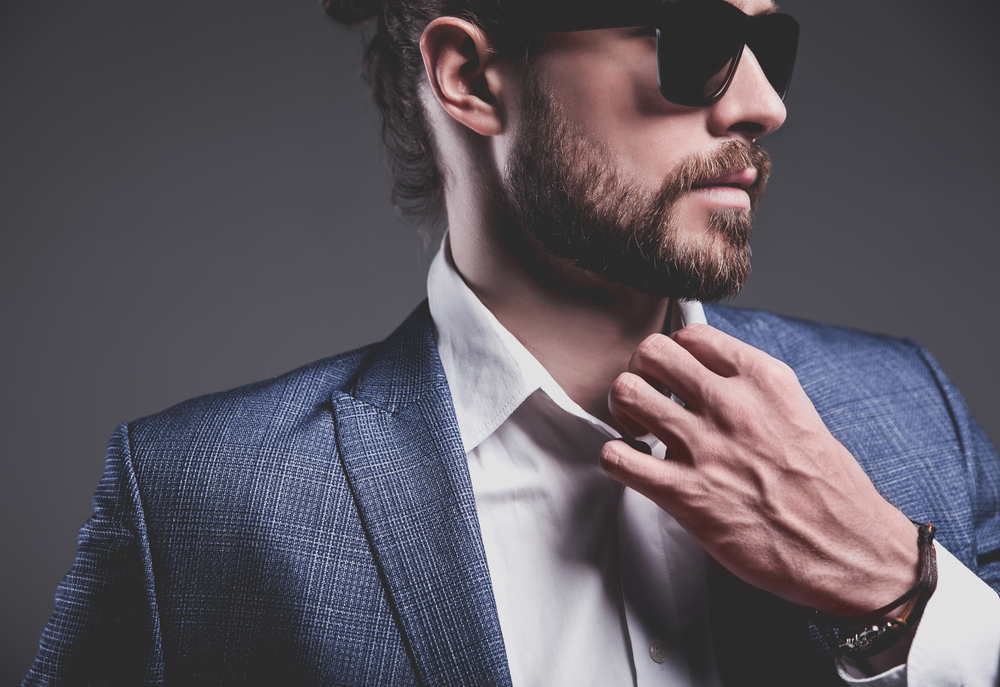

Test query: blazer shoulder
[703,302,927,372]
[702,302,957,454]
[120,300,441,476]
[125,344,373,462]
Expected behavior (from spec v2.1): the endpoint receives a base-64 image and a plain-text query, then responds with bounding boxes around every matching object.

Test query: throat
[447,223,672,427]
[488,288,671,427]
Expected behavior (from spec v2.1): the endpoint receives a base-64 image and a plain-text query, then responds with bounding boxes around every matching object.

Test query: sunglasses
[528,0,800,108]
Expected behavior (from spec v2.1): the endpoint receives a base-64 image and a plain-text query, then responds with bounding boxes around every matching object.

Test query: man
[24,0,1000,685]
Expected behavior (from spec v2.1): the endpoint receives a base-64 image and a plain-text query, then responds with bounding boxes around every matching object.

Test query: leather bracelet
[817,521,938,660]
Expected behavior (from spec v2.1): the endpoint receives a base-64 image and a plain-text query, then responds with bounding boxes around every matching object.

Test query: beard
[502,70,772,302]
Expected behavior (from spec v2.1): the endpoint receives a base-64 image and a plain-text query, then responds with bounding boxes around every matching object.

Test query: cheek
[537,46,634,137]
[622,113,707,189]
[537,42,712,190]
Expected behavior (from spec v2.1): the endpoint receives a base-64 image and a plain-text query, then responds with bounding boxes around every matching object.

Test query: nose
[707,45,787,140]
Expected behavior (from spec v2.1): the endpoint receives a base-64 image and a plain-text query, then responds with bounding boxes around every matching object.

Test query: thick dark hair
[323,0,535,230]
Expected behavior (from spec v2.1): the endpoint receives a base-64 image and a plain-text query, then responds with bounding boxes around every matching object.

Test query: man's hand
[600,324,919,617]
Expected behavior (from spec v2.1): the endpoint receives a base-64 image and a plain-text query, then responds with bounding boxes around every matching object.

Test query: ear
[420,17,506,137]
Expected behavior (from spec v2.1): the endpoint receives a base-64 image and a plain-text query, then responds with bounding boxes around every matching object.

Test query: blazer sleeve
[23,422,165,686]
[967,418,1000,590]
[915,342,1000,594]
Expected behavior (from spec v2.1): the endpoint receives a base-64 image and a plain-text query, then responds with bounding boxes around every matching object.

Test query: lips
[692,167,759,191]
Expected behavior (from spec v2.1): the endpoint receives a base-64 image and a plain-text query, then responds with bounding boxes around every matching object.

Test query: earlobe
[420,18,504,137]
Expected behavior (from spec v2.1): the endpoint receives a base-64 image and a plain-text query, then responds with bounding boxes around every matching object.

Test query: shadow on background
[1,0,997,681]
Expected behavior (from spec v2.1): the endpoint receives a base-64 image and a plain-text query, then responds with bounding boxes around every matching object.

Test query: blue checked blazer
[25,302,1000,686]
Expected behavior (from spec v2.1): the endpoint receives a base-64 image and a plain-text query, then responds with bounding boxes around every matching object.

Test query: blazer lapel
[332,303,512,687]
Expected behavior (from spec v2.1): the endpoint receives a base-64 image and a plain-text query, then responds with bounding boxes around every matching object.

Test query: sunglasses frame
[529,0,800,108]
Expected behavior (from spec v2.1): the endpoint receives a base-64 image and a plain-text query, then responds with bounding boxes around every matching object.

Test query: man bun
[322,0,382,25]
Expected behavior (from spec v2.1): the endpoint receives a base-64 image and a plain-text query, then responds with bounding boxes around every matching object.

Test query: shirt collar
[427,233,707,453]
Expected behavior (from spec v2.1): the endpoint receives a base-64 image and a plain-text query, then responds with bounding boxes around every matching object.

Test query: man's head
[326,0,790,301]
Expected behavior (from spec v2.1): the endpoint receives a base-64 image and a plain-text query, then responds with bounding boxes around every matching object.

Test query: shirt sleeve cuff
[836,542,1000,687]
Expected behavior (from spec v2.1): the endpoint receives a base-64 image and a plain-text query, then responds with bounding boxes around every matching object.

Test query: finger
[628,333,717,409]
[599,439,699,511]
[611,405,653,440]
[608,372,696,452]
[671,324,764,379]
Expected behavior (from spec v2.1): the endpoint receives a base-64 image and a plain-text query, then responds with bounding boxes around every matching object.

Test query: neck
[448,210,670,427]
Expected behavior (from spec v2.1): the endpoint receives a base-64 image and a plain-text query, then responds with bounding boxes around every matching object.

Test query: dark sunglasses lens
[657,0,746,106]
[747,14,800,99]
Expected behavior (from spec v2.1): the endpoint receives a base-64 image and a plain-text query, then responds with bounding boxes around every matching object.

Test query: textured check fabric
[24,300,1000,686]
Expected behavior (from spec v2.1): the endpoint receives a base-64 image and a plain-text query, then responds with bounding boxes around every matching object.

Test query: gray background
[1,0,997,681]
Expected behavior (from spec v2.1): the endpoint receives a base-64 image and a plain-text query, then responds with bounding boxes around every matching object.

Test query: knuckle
[765,358,800,390]
[673,323,709,346]
[698,381,724,409]
[634,333,669,363]
[742,349,778,378]
[773,360,797,382]
[599,441,626,472]
[610,372,643,404]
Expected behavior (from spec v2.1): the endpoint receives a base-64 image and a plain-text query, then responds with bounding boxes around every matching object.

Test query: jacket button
[649,639,669,664]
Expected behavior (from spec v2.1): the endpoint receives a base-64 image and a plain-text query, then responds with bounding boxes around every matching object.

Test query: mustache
[659,140,772,211]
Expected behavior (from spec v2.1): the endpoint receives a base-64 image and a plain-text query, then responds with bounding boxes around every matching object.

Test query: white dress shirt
[426,236,1000,686]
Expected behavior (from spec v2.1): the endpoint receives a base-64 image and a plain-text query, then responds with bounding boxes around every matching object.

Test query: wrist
[822,510,922,616]
[816,522,938,660]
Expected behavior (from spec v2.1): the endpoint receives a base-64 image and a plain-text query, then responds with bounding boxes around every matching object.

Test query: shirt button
[648,639,669,664]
